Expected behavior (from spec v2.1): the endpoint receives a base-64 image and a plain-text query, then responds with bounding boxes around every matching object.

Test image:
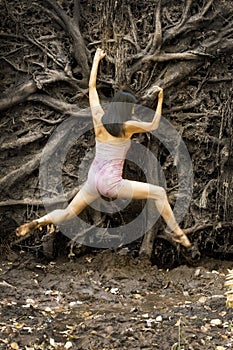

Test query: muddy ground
[0,249,233,350]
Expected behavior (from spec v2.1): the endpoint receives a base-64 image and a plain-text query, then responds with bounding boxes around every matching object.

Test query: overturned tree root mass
[0,0,233,265]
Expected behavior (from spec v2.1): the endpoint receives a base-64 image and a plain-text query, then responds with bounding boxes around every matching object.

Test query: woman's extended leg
[117,180,191,248]
[16,187,99,237]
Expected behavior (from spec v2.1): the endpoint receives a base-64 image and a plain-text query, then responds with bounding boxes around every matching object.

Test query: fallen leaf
[110,287,119,294]
[133,293,143,299]
[44,306,52,312]
[155,315,163,322]
[13,322,25,329]
[65,341,73,349]
[198,296,207,303]
[210,319,222,327]
[50,338,55,346]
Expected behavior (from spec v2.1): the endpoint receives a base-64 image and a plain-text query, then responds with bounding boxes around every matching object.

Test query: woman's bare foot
[172,232,191,248]
[16,221,38,237]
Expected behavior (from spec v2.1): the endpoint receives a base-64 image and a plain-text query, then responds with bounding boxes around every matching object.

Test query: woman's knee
[151,185,167,200]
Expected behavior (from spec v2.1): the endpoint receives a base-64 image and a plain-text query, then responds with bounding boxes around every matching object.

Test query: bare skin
[16,48,191,248]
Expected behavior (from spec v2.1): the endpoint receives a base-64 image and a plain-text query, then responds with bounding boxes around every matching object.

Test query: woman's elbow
[148,124,158,132]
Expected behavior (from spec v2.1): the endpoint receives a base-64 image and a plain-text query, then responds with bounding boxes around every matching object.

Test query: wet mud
[0,251,232,349]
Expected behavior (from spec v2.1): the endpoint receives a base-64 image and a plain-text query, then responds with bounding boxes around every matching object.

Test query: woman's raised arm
[125,87,163,135]
[89,48,106,123]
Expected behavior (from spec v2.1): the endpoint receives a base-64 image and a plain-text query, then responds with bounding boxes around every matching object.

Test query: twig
[27,116,66,125]
[150,0,162,54]
[87,39,116,47]
[199,179,217,209]
[127,5,141,52]
[62,167,79,180]
[0,281,16,289]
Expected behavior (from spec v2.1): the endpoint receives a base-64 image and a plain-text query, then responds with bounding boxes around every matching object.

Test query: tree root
[0,187,80,208]
[0,132,44,151]
[183,221,233,235]
[0,81,37,111]
[0,153,41,192]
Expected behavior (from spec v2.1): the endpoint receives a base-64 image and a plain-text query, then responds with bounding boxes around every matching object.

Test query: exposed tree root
[0,81,37,111]
[0,153,41,192]
[0,132,44,151]
[0,186,80,208]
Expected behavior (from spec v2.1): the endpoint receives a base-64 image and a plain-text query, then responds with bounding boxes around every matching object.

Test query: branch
[0,186,80,208]
[27,94,89,117]
[130,50,208,78]
[0,80,37,111]
[33,2,65,30]
[42,0,89,82]
[27,95,109,119]
[183,221,233,235]
[0,132,44,151]
[0,153,41,192]
[25,35,65,69]
[41,0,71,29]
[128,5,141,52]
[199,179,217,209]
[150,0,162,54]
[164,0,215,42]
[33,68,84,90]
[202,25,233,55]
[141,60,203,101]
[163,97,204,113]
[179,0,193,27]
[73,0,81,26]
[0,67,87,112]
[201,0,215,17]
[27,115,66,125]
[142,51,202,62]
[0,33,25,42]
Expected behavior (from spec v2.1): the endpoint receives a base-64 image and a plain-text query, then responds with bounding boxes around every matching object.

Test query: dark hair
[102,89,137,137]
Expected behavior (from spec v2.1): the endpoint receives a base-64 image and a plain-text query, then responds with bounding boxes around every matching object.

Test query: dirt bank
[0,251,232,349]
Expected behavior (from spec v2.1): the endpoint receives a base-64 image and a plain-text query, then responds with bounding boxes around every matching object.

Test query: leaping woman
[16,48,191,249]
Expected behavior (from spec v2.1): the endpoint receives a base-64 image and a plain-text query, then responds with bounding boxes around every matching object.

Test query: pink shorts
[83,158,126,198]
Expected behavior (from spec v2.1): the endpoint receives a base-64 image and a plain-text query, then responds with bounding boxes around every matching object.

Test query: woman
[16,48,191,249]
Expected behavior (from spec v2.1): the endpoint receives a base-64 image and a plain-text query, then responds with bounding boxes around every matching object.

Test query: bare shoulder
[124,120,151,135]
